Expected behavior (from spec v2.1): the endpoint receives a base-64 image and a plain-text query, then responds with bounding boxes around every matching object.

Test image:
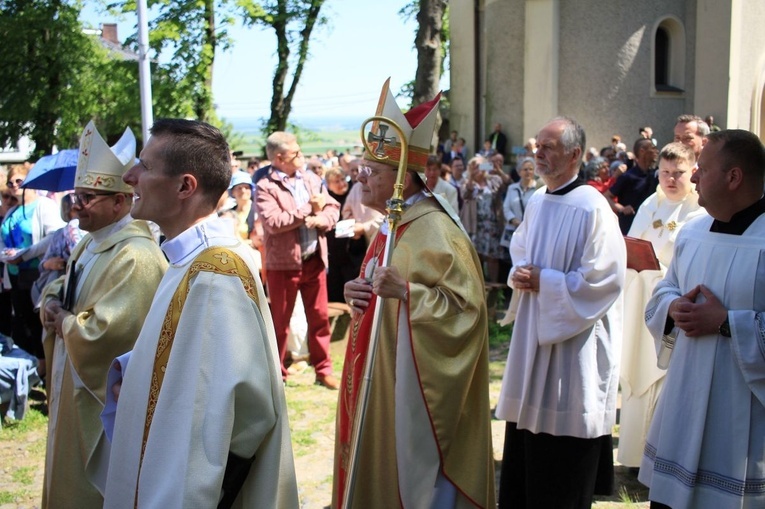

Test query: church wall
[729,0,765,133]
[449,0,765,158]
[484,0,526,154]
[556,0,692,151]
[449,0,478,153]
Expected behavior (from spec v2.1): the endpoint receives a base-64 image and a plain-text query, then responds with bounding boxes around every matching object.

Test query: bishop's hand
[372,266,408,301]
[345,277,373,314]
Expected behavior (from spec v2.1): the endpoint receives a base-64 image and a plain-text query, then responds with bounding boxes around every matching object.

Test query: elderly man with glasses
[255,131,341,389]
[39,121,166,508]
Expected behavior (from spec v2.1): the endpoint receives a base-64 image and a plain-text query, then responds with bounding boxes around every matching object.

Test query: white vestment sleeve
[101,351,132,442]
[535,206,624,345]
[730,310,765,407]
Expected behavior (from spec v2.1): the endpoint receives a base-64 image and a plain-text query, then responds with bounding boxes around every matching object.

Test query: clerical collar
[88,214,133,247]
[162,214,232,265]
[546,175,583,195]
[710,195,765,235]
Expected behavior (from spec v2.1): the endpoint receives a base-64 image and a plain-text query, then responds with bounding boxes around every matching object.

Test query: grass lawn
[1,323,648,508]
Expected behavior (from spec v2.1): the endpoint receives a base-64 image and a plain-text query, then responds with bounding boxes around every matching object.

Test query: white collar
[161,214,234,266]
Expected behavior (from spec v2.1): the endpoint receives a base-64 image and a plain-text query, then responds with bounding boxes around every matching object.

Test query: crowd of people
[0,89,763,509]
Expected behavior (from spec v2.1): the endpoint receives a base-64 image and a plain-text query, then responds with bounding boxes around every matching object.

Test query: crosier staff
[341,115,408,509]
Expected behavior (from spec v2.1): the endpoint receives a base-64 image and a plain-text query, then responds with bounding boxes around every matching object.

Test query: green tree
[0,0,110,156]
[240,0,326,135]
[0,0,202,157]
[112,0,240,124]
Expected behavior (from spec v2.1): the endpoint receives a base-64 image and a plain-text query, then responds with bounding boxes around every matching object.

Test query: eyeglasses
[6,178,24,188]
[71,192,116,207]
[283,150,303,162]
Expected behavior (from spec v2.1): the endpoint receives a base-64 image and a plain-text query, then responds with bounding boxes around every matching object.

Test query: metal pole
[136,0,153,143]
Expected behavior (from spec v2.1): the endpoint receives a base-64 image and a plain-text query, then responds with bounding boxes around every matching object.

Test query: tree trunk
[412,0,445,107]
[266,0,290,134]
[195,0,216,123]
[265,0,325,135]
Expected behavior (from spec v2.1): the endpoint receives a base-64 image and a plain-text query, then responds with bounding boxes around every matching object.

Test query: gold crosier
[342,116,409,508]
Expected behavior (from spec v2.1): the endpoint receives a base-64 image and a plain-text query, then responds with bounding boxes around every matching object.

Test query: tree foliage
[111,0,241,124]
[0,0,200,157]
[240,0,326,135]
[0,0,109,156]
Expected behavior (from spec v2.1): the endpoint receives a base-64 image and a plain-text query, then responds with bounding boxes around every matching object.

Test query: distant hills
[227,115,366,156]
[226,115,366,135]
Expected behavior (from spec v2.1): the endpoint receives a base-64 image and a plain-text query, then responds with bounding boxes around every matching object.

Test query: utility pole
[137,0,153,144]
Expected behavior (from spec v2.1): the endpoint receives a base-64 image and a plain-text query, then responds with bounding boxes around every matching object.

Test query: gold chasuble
[40,220,166,509]
[333,197,495,508]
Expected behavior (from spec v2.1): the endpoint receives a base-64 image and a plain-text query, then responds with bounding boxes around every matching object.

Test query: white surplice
[618,189,706,466]
[627,188,705,269]
[103,216,298,509]
[496,185,626,438]
[639,214,765,509]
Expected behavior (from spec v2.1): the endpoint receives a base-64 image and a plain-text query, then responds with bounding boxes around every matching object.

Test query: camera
[478,162,493,171]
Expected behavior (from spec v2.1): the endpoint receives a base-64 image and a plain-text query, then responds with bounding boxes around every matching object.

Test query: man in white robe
[640,129,765,509]
[102,119,298,509]
[495,117,626,508]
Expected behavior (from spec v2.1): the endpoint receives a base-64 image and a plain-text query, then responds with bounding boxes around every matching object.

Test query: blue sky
[81,0,448,123]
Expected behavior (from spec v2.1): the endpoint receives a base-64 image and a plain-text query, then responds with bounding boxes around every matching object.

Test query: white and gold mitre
[368,77,441,173]
[75,120,135,193]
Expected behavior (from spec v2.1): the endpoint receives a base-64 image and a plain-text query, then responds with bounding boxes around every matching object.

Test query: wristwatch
[718,316,731,338]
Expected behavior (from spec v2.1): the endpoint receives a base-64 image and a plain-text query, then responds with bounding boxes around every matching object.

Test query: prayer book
[624,236,660,271]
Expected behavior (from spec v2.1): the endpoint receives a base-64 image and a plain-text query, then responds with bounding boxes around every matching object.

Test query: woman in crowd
[31,194,83,311]
[0,177,16,338]
[584,156,615,194]
[461,155,507,282]
[0,165,64,368]
[618,142,707,468]
[228,171,257,245]
[324,167,363,303]
[501,157,538,259]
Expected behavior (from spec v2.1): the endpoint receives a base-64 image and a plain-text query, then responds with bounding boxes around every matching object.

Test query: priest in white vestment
[496,117,626,509]
[639,130,765,509]
[102,119,298,509]
[618,142,706,467]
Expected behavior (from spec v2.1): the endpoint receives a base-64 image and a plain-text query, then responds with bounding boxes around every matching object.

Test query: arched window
[653,17,685,94]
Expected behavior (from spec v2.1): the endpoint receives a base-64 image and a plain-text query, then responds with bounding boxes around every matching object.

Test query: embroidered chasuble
[639,214,765,509]
[103,217,298,509]
[332,197,495,509]
[40,220,166,509]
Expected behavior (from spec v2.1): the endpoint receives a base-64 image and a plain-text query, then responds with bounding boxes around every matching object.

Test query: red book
[624,236,661,271]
